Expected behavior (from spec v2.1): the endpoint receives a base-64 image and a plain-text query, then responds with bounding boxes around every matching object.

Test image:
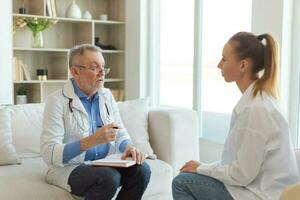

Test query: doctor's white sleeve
[40,94,66,167]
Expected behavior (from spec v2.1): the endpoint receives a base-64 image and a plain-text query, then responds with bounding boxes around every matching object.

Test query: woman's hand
[180,160,201,173]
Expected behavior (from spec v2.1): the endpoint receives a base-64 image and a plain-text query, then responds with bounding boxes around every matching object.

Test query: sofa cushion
[0,157,73,200]
[6,99,155,159]
[117,99,156,158]
[10,103,44,158]
[143,159,173,197]
[0,157,172,200]
[0,107,21,165]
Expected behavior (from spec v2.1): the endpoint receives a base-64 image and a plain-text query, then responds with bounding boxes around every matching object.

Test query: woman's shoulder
[249,92,280,113]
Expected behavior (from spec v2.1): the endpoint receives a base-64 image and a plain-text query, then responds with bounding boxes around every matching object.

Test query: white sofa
[0,103,199,200]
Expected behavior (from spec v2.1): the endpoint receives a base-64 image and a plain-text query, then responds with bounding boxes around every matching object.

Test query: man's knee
[96,168,121,195]
[130,162,151,188]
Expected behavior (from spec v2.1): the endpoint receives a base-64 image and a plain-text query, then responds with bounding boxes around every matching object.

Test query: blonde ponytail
[252,34,279,98]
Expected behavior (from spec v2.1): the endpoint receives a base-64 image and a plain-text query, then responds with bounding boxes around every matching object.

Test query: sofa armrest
[148,107,199,176]
[280,183,300,200]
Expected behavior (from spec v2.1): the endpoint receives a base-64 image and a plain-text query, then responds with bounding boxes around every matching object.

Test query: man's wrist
[80,135,96,151]
[119,140,133,152]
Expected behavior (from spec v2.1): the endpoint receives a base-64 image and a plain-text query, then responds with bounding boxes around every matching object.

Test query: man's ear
[70,66,80,77]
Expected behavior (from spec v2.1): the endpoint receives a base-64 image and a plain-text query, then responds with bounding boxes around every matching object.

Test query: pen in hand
[97,125,121,130]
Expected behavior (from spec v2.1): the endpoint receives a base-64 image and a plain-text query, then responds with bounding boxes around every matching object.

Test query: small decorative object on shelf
[37,69,48,80]
[82,11,92,19]
[99,14,108,21]
[66,0,82,19]
[16,84,27,104]
[18,0,26,14]
[95,37,117,50]
[13,18,27,34]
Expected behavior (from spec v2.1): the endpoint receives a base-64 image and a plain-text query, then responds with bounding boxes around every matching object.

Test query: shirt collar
[71,78,99,100]
[233,82,256,115]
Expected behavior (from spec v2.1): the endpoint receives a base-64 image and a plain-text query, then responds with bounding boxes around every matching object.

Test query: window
[159,0,194,108]
[201,0,252,143]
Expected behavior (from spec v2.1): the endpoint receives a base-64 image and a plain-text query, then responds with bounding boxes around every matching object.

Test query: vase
[32,31,44,48]
[82,10,92,19]
[66,0,82,18]
[16,95,27,104]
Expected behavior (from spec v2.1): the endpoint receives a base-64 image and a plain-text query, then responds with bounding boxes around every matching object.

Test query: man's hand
[121,144,145,165]
[80,123,117,151]
[92,123,118,144]
[180,160,200,173]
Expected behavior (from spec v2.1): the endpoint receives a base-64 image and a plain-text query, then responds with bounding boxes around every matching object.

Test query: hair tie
[257,35,264,41]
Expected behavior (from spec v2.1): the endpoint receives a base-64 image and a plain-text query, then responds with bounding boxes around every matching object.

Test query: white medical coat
[40,80,131,191]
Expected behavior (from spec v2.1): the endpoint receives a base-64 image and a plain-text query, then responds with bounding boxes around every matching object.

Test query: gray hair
[68,44,102,69]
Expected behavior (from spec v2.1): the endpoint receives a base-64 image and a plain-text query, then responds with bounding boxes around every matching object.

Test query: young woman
[172,32,299,200]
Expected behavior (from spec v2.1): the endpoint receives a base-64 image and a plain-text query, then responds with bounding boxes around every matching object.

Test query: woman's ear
[240,58,251,73]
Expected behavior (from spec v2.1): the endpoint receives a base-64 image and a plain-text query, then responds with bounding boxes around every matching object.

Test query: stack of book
[46,0,57,17]
[111,89,124,101]
[13,57,31,81]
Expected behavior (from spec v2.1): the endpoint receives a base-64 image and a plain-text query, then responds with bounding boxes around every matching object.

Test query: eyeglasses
[74,64,110,75]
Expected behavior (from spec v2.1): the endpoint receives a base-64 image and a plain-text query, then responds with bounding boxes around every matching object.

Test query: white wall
[0,1,13,105]
[125,0,148,100]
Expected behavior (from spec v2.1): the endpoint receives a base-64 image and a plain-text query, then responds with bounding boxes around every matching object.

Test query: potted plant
[16,84,27,104]
[14,17,58,48]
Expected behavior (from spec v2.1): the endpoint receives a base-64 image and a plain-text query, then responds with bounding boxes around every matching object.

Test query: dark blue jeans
[68,162,151,200]
[172,173,234,200]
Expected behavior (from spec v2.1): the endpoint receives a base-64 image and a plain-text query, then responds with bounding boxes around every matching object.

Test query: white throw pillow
[117,99,156,159]
[10,103,45,158]
[0,107,21,165]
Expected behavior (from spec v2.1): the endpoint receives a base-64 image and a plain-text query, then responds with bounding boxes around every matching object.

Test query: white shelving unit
[12,0,126,104]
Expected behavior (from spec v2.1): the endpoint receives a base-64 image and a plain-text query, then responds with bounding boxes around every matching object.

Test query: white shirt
[197,83,299,200]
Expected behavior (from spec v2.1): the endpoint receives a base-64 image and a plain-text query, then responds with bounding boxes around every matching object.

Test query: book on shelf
[88,153,136,168]
[21,64,31,81]
[13,57,24,81]
[51,0,57,17]
[111,89,125,101]
[46,0,53,17]
[12,57,17,81]
[119,89,124,101]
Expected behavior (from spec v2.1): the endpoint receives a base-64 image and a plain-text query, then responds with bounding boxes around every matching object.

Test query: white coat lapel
[63,80,88,118]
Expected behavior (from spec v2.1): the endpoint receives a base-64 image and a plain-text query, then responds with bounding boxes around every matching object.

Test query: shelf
[14,80,67,84]
[102,50,125,53]
[13,14,125,25]
[105,79,124,82]
[12,0,126,103]
[13,47,69,52]
[93,20,125,25]
[14,79,124,83]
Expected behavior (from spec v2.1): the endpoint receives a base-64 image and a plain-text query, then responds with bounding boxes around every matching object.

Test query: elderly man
[40,44,151,200]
